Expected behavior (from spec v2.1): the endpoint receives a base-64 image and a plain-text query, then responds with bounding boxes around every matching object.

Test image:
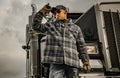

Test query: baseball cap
[51,5,68,14]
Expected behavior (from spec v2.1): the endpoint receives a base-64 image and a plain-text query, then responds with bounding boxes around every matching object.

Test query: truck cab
[23,2,120,78]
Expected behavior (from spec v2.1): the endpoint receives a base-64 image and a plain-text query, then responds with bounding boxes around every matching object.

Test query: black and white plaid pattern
[32,12,89,68]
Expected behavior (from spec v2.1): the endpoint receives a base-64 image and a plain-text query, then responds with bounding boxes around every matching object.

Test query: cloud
[32,0,100,12]
[0,0,32,78]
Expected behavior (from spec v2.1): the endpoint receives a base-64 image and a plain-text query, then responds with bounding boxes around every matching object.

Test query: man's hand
[83,60,91,73]
[40,3,52,16]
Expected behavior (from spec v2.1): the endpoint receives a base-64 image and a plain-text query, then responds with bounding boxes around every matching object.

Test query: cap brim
[51,7,58,14]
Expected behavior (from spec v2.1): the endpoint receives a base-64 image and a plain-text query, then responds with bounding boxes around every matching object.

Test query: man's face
[55,9,67,20]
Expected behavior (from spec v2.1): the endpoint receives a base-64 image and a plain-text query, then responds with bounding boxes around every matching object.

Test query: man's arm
[32,3,51,32]
[76,27,89,62]
[76,27,91,72]
[32,12,46,32]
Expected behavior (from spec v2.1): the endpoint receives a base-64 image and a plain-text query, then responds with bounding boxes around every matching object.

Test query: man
[32,3,91,78]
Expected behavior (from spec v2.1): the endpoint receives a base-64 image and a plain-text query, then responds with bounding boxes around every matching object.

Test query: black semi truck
[22,2,120,78]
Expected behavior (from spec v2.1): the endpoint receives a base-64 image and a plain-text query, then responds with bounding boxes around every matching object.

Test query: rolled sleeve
[32,12,48,33]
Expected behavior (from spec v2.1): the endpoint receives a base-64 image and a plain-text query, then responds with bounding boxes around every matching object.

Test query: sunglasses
[55,10,61,13]
[55,10,68,14]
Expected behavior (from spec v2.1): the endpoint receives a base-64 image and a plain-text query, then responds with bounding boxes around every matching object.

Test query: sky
[0,0,120,78]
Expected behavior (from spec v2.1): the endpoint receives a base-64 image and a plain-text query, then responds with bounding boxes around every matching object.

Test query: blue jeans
[49,64,79,78]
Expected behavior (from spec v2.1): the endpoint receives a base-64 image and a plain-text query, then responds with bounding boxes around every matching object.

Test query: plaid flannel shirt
[32,12,89,68]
